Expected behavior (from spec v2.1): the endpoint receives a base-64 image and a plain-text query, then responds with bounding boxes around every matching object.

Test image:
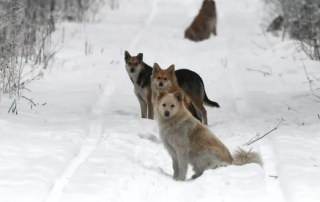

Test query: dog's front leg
[163,141,179,178]
[136,94,147,118]
[175,148,189,181]
[172,156,179,179]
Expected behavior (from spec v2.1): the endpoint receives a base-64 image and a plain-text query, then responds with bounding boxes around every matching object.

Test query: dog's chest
[134,85,148,102]
[129,73,148,102]
[208,18,216,30]
[160,125,181,143]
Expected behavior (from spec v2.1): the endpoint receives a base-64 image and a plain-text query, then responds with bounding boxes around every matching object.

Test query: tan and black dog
[124,51,154,119]
[151,63,219,125]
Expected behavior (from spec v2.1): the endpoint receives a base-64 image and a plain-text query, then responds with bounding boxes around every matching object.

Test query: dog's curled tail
[199,78,220,108]
[232,148,263,167]
[204,93,220,108]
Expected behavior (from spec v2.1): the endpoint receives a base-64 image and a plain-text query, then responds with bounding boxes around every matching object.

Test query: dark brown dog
[185,0,217,42]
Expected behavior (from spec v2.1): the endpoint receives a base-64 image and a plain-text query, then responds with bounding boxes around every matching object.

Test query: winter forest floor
[0,0,320,202]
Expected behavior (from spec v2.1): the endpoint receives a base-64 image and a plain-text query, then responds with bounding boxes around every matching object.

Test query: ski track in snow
[44,81,116,202]
[128,0,159,51]
[260,138,286,202]
[44,0,159,201]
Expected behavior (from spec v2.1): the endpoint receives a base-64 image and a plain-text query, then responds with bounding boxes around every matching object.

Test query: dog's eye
[163,104,166,107]
[171,105,175,108]
[164,78,167,80]
[158,77,161,80]
[128,62,132,65]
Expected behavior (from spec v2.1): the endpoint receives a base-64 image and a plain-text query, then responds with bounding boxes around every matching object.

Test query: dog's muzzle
[159,82,163,87]
[130,68,135,73]
[164,110,170,118]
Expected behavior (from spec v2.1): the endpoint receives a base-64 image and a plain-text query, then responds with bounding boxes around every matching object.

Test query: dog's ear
[157,89,167,100]
[167,65,175,75]
[137,53,143,62]
[153,63,161,74]
[124,51,131,61]
[173,90,184,102]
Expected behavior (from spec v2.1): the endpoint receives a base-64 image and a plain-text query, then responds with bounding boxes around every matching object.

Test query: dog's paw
[173,176,186,181]
[191,174,200,179]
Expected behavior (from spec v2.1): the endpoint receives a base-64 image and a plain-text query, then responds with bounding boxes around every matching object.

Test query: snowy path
[45,0,158,201]
[1,0,320,201]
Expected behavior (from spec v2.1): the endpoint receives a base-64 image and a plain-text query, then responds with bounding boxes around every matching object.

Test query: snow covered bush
[0,0,104,98]
[56,0,105,22]
[266,0,320,60]
[0,0,55,97]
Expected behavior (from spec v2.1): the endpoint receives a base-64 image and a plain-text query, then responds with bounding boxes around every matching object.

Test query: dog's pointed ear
[124,51,131,61]
[153,63,161,74]
[167,65,175,75]
[157,89,167,100]
[174,90,184,102]
[137,53,143,62]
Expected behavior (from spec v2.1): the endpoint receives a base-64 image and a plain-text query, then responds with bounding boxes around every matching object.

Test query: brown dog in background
[185,0,217,42]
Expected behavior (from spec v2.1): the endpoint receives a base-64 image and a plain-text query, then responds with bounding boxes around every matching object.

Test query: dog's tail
[199,78,220,108]
[232,148,263,167]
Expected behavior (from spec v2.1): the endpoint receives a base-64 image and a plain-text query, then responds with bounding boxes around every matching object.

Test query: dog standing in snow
[124,51,154,119]
[155,90,263,181]
[185,0,218,42]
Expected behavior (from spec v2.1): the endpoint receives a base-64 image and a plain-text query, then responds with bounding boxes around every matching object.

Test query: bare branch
[281,102,299,113]
[243,118,284,146]
[22,96,36,106]
[246,68,272,76]
[302,61,320,100]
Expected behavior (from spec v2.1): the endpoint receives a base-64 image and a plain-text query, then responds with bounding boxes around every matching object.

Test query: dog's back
[185,0,217,42]
[175,69,219,125]
[176,69,204,97]
[136,63,152,88]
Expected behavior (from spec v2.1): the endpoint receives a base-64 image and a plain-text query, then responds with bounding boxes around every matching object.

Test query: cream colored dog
[155,90,263,181]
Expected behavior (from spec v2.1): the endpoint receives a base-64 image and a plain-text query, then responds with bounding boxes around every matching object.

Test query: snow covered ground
[0,0,320,201]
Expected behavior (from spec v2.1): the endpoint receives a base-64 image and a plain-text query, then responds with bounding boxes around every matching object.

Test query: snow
[0,0,320,201]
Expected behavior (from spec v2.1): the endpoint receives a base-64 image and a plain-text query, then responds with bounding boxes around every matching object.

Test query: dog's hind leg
[191,96,208,125]
[192,151,226,179]
[192,166,204,179]
[146,87,154,119]
[187,102,202,122]
[195,108,202,122]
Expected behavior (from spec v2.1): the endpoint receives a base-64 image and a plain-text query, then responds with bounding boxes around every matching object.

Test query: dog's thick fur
[151,63,219,125]
[155,90,263,181]
[184,0,217,42]
[124,51,153,119]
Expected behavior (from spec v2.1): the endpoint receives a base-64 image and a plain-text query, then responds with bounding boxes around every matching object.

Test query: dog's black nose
[164,111,170,117]
[130,68,135,73]
[159,82,163,87]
